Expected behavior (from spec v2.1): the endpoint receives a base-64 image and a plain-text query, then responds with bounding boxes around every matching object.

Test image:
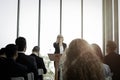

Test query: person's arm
[53,42,58,48]
[36,57,47,74]
[63,43,67,51]
[29,56,38,80]
[41,58,47,74]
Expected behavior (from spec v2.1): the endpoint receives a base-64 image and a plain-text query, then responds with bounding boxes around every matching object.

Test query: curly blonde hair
[63,39,105,80]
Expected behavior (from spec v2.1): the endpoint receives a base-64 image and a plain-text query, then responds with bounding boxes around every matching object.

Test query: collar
[32,52,38,56]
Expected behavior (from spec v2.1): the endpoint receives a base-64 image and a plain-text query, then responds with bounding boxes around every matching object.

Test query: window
[83,0,103,49]
[0,0,17,48]
[62,0,81,46]
[40,0,60,56]
[0,0,107,79]
[19,0,38,55]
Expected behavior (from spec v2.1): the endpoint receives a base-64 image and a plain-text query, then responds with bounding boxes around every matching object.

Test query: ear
[24,46,27,52]
[14,52,18,60]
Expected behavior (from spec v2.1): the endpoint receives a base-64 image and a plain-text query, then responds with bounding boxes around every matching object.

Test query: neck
[32,52,38,56]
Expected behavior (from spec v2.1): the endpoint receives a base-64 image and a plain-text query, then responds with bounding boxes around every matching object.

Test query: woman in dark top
[53,34,67,54]
[53,34,67,80]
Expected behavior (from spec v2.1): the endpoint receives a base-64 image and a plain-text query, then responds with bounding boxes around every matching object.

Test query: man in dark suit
[104,40,120,80]
[0,47,10,80]
[0,44,27,80]
[15,37,38,80]
[30,46,47,80]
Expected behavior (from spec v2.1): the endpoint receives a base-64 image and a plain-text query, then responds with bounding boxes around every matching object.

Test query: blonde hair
[91,43,104,62]
[63,39,104,80]
[56,34,64,42]
[107,40,117,51]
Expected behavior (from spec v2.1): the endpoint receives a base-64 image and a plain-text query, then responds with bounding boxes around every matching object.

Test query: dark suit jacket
[0,57,10,80]
[0,57,27,80]
[53,42,67,53]
[104,52,120,80]
[30,54,47,80]
[16,52,38,80]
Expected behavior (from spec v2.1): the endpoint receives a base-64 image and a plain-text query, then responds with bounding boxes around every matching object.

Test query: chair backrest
[38,69,43,75]
[105,77,112,80]
[27,72,34,80]
[11,77,24,80]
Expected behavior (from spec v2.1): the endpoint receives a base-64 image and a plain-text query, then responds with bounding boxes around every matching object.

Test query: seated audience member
[15,37,38,80]
[104,40,120,80]
[91,43,112,80]
[0,48,7,63]
[0,44,27,80]
[30,46,47,80]
[0,48,6,58]
[0,47,9,80]
[63,38,105,80]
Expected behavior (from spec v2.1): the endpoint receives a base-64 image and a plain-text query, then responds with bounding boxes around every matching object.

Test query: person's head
[32,46,40,54]
[56,34,64,43]
[91,43,104,62]
[5,44,18,60]
[15,37,26,51]
[0,48,5,56]
[63,38,104,80]
[106,40,117,55]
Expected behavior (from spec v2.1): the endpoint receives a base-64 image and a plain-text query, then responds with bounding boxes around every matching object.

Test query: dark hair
[15,37,26,51]
[5,44,17,58]
[0,48,6,55]
[32,46,40,52]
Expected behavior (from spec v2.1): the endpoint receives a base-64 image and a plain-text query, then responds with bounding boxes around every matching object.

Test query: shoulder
[17,53,35,63]
[53,42,59,45]
[30,54,36,57]
[36,56,43,61]
[17,53,26,59]
[63,42,67,45]
[53,42,56,44]
[16,62,27,71]
[105,53,120,60]
[102,63,113,77]
[63,43,67,47]
[28,55,36,61]
[103,63,110,70]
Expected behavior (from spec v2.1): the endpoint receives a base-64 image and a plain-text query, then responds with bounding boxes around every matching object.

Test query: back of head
[15,37,26,51]
[32,46,40,53]
[5,44,17,59]
[106,40,117,54]
[65,39,90,62]
[91,43,104,62]
[63,38,104,80]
